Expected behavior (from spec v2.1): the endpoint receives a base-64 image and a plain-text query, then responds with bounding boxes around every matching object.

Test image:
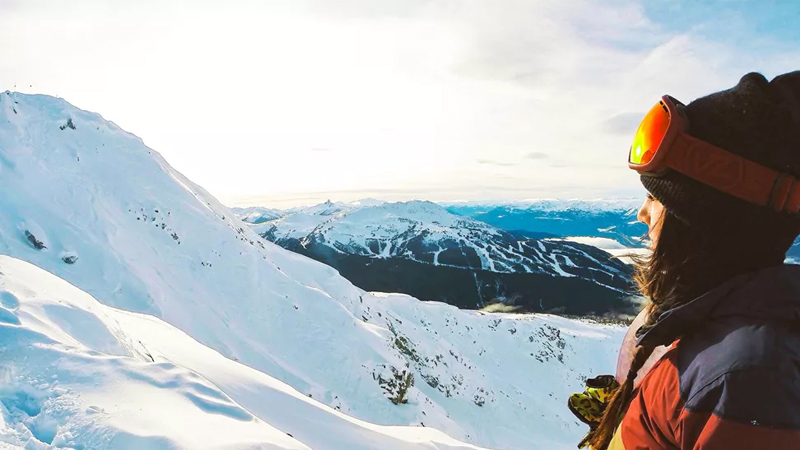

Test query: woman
[590,71,800,450]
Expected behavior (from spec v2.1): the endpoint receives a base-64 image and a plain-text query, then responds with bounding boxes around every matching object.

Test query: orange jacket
[610,265,800,449]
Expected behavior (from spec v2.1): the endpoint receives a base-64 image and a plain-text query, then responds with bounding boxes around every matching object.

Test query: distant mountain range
[241,200,636,315]
[444,199,647,246]
[231,206,284,223]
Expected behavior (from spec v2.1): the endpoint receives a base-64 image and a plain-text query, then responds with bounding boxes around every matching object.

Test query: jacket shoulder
[677,317,800,428]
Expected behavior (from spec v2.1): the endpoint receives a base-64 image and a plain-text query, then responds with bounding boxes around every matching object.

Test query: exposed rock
[59,118,76,131]
[24,230,46,250]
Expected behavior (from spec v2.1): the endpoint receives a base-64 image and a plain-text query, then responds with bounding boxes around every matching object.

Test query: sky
[1,0,799,208]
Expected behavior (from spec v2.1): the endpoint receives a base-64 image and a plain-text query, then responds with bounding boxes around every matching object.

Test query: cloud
[449,1,659,89]
[225,182,639,209]
[524,152,549,160]
[6,0,799,207]
[477,159,516,167]
[299,0,436,19]
[0,0,23,9]
[447,1,799,107]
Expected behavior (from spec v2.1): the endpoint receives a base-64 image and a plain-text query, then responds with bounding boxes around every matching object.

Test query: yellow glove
[568,375,620,448]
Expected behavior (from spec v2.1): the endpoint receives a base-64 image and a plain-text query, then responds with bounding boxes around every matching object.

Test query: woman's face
[638,194,665,248]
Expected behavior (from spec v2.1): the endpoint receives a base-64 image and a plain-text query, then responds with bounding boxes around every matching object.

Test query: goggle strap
[773,174,800,214]
[785,181,800,214]
[667,134,800,214]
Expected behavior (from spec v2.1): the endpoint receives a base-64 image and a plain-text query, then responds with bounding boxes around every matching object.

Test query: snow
[562,237,650,264]
[564,237,628,251]
[0,255,484,450]
[0,92,625,450]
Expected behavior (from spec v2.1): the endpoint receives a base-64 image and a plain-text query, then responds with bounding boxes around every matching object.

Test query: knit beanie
[641,71,800,255]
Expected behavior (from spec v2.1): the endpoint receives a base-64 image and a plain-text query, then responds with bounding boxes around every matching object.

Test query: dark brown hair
[588,210,787,449]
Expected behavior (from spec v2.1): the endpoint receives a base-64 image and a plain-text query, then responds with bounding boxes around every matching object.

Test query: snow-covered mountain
[233,206,285,224]
[247,200,634,314]
[445,200,646,246]
[0,91,624,450]
[787,239,800,264]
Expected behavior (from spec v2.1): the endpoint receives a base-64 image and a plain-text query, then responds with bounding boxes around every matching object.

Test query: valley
[236,200,642,315]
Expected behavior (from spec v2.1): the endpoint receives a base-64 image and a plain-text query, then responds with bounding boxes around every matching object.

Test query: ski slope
[0,91,624,449]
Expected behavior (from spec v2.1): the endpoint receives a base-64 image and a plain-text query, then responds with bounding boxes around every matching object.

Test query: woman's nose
[637,203,650,226]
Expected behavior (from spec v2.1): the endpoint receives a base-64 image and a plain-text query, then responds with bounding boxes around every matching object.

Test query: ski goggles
[628,95,800,214]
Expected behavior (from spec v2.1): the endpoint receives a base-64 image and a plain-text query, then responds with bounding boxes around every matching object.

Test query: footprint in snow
[86,405,107,414]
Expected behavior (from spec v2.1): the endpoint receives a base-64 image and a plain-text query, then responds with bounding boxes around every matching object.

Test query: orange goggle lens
[629,101,671,166]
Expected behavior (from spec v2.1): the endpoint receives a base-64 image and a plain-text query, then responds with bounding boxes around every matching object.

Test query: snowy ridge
[0,92,624,449]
